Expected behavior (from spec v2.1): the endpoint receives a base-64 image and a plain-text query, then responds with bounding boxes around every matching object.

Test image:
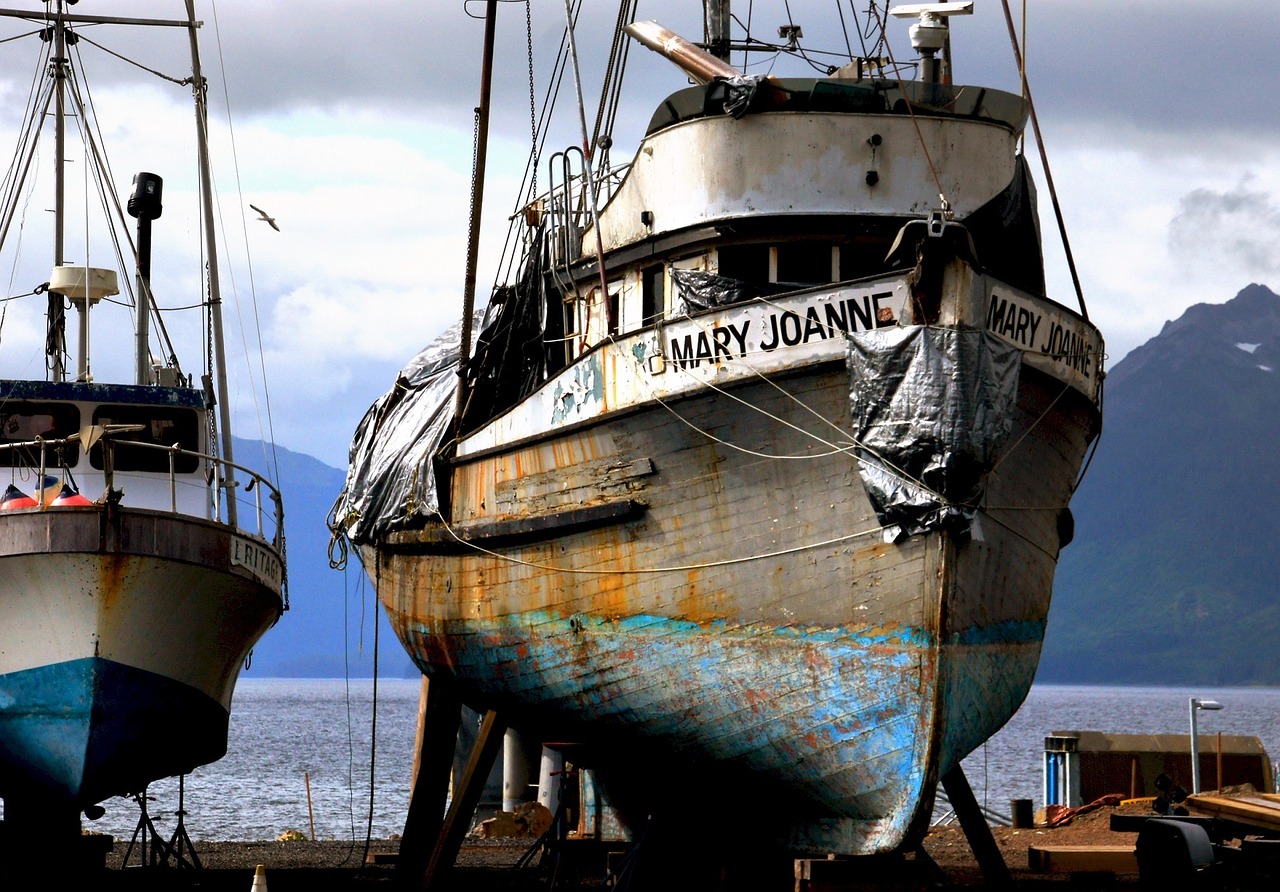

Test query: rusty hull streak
[96,553,132,613]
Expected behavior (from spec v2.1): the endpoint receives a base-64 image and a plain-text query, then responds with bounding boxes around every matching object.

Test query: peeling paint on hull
[372,349,1098,855]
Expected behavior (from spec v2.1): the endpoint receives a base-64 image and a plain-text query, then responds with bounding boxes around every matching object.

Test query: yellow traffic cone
[251,863,268,891]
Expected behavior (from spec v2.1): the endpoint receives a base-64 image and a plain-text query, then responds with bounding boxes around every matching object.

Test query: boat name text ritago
[668,289,899,369]
[231,536,284,587]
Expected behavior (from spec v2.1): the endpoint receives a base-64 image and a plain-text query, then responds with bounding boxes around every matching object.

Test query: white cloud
[1168,178,1280,278]
[3,1,1280,467]
[1033,130,1280,369]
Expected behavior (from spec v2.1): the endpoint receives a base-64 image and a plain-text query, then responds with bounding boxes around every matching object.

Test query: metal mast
[48,2,68,382]
[454,0,498,422]
[183,0,237,525]
[704,0,730,62]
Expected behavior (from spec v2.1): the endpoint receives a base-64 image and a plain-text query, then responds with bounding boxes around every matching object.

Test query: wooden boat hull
[0,507,283,807]
[371,313,1099,854]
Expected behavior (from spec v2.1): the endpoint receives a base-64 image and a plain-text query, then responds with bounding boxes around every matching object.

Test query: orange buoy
[0,484,37,509]
[52,484,94,507]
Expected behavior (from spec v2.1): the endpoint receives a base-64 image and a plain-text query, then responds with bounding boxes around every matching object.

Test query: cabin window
[88,405,201,473]
[554,294,580,366]
[774,242,836,286]
[839,233,897,281]
[716,244,770,285]
[0,401,81,467]
[641,264,664,324]
[562,296,578,343]
[608,290,620,336]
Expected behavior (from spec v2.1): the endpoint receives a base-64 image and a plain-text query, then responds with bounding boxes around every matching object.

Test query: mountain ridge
[234,436,416,679]
[1039,282,1280,684]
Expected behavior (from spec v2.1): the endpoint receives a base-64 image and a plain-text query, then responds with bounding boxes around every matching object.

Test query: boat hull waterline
[0,505,283,808]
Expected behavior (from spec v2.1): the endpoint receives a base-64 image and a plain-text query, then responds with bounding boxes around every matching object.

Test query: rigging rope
[435,509,892,576]
[208,0,285,496]
[998,0,1089,320]
[74,32,191,87]
[880,34,950,213]
[361,563,381,869]
[589,0,636,163]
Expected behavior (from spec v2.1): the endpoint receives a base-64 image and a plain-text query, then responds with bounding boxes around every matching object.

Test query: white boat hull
[0,506,282,806]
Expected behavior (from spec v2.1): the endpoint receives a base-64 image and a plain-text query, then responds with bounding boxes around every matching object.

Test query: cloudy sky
[0,0,1277,470]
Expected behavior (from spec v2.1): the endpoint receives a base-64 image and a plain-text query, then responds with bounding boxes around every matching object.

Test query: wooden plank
[397,677,461,887]
[386,499,647,553]
[1187,794,1280,833]
[941,765,1011,885]
[1028,845,1137,874]
[422,709,507,891]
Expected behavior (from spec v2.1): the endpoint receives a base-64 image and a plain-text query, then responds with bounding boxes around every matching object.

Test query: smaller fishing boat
[0,0,286,852]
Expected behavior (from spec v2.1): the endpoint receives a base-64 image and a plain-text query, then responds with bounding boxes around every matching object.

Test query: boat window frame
[0,400,82,468]
[87,404,203,474]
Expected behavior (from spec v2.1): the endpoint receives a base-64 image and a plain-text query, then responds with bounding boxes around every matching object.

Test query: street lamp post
[1189,698,1224,794]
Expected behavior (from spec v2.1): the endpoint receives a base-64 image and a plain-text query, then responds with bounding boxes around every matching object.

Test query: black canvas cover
[334,318,468,545]
[847,325,1020,539]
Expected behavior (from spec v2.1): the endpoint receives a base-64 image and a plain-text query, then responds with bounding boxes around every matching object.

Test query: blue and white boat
[0,0,285,838]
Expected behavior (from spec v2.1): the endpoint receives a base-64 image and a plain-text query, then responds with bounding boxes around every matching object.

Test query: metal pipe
[1189,697,1223,794]
[537,747,564,818]
[454,0,498,423]
[129,172,163,386]
[51,5,67,382]
[563,0,615,333]
[36,438,46,511]
[626,20,742,84]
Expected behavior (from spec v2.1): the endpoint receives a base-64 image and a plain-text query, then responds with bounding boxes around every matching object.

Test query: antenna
[890,2,973,82]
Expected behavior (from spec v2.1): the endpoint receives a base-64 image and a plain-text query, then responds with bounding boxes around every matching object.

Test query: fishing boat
[336,0,1103,858]
[0,0,285,844]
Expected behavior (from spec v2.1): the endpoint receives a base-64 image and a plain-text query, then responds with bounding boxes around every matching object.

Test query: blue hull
[0,658,226,807]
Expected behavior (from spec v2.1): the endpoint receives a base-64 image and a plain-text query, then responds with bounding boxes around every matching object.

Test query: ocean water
[88,678,424,843]
[37,681,1280,842]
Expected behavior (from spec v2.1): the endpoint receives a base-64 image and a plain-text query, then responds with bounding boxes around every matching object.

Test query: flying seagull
[250,204,279,232]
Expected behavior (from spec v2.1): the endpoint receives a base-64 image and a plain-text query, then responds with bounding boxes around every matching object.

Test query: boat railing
[0,436,284,550]
[541,152,631,268]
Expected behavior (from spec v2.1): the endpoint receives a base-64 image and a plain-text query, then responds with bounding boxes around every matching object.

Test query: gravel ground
[8,803,1273,889]
[74,810,1135,890]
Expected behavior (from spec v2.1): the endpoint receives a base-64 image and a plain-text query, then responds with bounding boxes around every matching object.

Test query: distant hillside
[1040,283,1280,684]
[232,437,417,679]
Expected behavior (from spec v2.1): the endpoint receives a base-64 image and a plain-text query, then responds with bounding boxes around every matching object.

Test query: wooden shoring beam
[397,676,462,886]
[940,765,1012,887]
[422,707,508,890]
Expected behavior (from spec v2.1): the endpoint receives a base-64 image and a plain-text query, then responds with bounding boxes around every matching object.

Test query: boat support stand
[398,676,507,891]
[941,764,1013,886]
[121,776,201,870]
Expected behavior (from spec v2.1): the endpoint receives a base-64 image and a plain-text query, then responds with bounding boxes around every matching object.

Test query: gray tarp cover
[334,317,472,545]
[719,74,766,118]
[669,267,788,314]
[847,326,1020,539]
